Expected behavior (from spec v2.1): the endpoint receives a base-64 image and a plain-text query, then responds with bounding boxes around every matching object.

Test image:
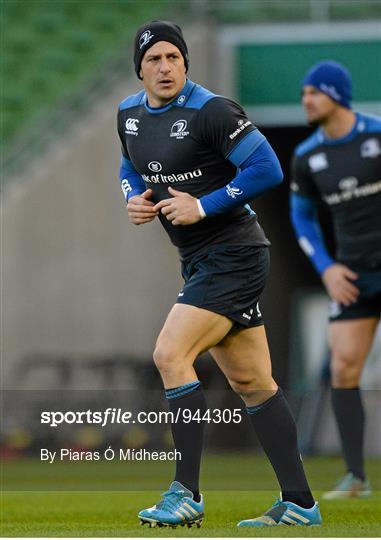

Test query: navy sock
[166,381,206,496]
[247,388,315,509]
[331,387,365,481]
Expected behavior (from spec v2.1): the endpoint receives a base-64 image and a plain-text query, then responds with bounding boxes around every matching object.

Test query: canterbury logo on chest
[125,118,139,135]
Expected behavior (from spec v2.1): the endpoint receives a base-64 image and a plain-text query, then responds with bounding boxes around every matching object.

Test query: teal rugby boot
[323,472,371,500]
[237,497,322,527]
[139,481,204,528]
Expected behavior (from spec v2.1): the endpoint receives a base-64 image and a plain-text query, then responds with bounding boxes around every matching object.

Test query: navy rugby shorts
[176,245,270,327]
[328,263,381,322]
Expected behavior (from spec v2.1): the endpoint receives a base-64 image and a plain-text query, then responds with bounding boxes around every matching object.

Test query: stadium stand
[1,0,190,148]
[2,0,379,152]
[210,0,381,23]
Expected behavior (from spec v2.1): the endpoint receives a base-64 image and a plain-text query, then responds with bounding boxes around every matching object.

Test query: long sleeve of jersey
[117,106,146,202]
[199,133,283,216]
[119,155,146,201]
[290,193,334,275]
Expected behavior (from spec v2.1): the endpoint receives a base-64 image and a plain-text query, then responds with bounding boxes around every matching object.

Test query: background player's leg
[329,317,379,484]
[210,325,315,508]
[154,303,233,496]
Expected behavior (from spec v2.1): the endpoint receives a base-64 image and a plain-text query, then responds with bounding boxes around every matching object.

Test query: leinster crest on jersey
[170,119,189,139]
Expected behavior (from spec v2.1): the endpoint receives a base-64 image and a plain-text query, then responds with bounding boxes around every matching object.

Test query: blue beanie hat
[302,60,352,109]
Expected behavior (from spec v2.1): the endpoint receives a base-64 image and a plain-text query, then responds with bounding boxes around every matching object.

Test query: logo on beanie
[319,83,341,102]
[139,30,154,49]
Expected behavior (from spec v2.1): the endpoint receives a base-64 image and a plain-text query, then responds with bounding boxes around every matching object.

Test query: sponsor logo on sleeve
[121,179,132,198]
[226,184,243,199]
[357,120,366,132]
[229,120,252,140]
[298,236,315,257]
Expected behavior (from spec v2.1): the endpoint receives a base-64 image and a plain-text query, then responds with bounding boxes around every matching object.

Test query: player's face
[302,85,338,125]
[140,41,186,107]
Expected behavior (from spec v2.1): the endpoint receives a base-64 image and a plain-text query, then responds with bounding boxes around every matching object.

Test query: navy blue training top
[291,112,381,266]
[117,79,270,259]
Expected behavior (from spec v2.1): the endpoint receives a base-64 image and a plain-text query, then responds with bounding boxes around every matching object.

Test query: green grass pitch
[1,454,380,537]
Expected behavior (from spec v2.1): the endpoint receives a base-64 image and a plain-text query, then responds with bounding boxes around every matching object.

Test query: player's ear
[139,68,143,79]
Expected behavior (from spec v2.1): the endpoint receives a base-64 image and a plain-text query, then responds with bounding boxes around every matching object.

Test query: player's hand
[127,189,158,225]
[322,263,360,306]
[153,187,204,226]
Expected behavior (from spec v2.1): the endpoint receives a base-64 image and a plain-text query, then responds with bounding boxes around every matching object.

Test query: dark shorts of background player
[329,262,381,322]
[176,245,270,328]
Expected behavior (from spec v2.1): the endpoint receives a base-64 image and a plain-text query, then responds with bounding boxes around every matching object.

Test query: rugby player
[290,60,381,499]
[117,20,321,528]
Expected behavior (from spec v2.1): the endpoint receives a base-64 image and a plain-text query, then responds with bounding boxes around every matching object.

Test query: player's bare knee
[229,375,268,397]
[230,380,253,398]
[153,344,176,371]
[153,344,190,379]
[331,354,362,386]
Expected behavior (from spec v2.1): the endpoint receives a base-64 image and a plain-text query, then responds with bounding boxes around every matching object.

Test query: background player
[290,60,381,499]
[118,20,321,529]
